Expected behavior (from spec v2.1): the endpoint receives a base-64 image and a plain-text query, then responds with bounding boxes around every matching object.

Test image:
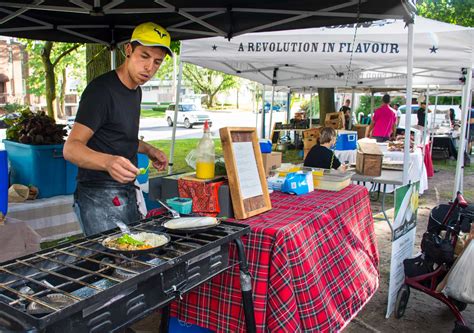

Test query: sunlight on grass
[140,108,166,118]
[147,139,223,177]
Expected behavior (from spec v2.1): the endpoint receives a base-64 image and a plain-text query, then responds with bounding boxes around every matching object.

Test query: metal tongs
[157,199,180,218]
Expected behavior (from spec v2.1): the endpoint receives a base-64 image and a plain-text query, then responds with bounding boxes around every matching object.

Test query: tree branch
[52,43,81,67]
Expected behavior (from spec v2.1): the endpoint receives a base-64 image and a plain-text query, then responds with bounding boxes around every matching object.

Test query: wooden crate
[324,112,345,129]
[353,124,369,139]
[356,142,383,177]
[303,137,317,150]
[303,126,322,139]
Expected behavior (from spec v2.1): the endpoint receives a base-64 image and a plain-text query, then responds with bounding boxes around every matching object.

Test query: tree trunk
[86,44,126,83]
[41,41,56,119]
[236,89,239,109]
[318,88,336,125]
[58,67,66,118]
[208,92,217,108]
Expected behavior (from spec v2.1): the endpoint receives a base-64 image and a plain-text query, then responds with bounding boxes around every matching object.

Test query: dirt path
[346,164,474,333]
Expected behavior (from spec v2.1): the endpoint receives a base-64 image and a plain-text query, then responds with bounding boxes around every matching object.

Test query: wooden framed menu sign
[219,127,271,219]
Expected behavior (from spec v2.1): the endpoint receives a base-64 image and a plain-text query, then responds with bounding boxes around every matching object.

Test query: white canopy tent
[178,16,473,196]
[180,17,472,89]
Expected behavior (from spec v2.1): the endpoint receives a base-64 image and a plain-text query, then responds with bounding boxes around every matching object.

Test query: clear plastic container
[195,121,215,179]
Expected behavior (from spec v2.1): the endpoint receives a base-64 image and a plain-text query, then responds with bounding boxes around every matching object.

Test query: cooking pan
[101,232,171,255]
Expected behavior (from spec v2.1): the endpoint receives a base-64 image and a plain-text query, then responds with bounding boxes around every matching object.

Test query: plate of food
[102,232,170,255]
[162,216,221,234]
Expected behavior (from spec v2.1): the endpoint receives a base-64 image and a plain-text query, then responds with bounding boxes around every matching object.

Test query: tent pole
[254,82,258,129]
[309,88,313,128]
[261,85,266,139]
[287,91,291,124]
[430,91,439,155]
[420,85,429,181]
[269,84,275,139]
[350,87,355,129]
[403,19,414,185]
[453,67,472,198]
[172,52,177,100]
[370,90,375,119]
[110,48,116,70]
[168,59,183,174]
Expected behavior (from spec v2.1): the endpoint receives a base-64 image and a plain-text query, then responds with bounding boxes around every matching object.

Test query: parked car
[258,102,282,113]
[165,104,212,129]
[0,113,19,129]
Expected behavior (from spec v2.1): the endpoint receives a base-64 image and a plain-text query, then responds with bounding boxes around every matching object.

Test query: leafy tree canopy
[183,63,239,107]
[417,0,473,27]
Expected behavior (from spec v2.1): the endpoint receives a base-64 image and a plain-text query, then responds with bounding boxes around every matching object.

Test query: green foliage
[6,110,67,144]
[140,109,166,118]
[183,63,239,107]
[428,96,462,105]
[2,103,28,114]
[23,40,85,98]
[357,95,382,116]
[417,0,474,27]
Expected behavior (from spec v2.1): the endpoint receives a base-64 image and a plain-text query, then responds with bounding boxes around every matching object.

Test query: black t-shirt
[417,107,426,126]
[75,70,142,182]
[303,144,341,170]
[340,106,351,128]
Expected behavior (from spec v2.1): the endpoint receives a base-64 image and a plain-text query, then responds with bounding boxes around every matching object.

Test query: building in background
[0,37,29,107]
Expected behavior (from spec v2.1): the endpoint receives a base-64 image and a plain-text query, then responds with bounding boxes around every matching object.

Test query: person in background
[339,99,351,129]
[64,22,171,236]
[368,94,397,142]
[449,108,456,127]
[417,102,431,129]
[393,103,401,127]
[304,127,347,171]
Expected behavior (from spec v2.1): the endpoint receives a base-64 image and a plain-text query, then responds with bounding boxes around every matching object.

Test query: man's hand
[147,147,168,171]
[105,156,140,183]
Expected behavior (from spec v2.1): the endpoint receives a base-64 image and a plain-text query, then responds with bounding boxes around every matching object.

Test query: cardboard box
[303,127,322,139]
[303,137,318,150]
[356,142,383,177]
[325,112,345,129]
[353,124,369,139]
[261,152,282,176]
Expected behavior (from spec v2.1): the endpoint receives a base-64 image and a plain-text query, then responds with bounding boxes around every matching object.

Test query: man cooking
[64,22,170,236]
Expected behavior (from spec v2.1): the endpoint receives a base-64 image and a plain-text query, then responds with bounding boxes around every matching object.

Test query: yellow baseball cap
[131,22,173,56]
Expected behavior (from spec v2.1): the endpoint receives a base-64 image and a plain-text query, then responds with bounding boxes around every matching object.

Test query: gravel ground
[346,160,474,333]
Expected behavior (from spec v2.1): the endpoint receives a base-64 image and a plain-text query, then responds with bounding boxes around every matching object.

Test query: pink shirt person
[372,104,396,137]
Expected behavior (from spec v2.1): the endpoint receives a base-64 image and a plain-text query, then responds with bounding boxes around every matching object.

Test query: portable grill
[0,216,255,333]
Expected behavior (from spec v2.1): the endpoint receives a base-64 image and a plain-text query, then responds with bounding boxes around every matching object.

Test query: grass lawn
[146,139,307,178]
[147,139,224,177]
[140,108,166,118]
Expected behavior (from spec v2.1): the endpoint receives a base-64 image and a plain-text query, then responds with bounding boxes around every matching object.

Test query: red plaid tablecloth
[170,184,379,332]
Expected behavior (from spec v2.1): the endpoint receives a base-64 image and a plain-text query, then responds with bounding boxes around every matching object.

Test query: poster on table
[386,181,420,318]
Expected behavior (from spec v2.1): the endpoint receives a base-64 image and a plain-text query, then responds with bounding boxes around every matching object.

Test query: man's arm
[64,123,139,183]
[138,140,168,171]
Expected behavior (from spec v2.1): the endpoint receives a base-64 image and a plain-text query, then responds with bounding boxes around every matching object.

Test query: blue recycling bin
[0,150,8,218]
